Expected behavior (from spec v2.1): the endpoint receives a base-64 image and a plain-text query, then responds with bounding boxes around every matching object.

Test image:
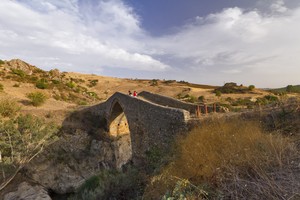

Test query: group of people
[128,90,137,97]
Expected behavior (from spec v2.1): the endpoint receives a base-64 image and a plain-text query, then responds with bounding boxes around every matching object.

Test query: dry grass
[144,118,299,199]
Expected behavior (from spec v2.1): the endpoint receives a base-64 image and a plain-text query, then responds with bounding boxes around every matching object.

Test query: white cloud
[0,0,168,72]
[150,6,300,87]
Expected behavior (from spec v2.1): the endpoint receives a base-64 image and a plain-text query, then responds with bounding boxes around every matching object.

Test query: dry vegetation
[144,117,300,199]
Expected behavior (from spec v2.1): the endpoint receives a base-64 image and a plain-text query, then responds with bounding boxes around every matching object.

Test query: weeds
[0,98,21,117]
[26,92,47,106]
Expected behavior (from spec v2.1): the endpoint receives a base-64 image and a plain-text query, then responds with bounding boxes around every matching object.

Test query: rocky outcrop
[2,59,40,75]
[4,182,51,200]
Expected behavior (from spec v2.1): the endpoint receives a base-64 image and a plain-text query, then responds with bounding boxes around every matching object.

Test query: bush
[163,80,176,84]
[263,95,279,103]
[88,79,98,87]
[51,80,60,84]
[198,95,205,102]
[215,90,222,97]
[26,92,47,106]
[13,83,20,87]
[0,59,4,65]
[0,98,21,117]
[35,79,49,89]
[248,85,255,91]
[186,95,197,103]
[11,68,26,78]
[66,81,76,89]
[149,79,158,86]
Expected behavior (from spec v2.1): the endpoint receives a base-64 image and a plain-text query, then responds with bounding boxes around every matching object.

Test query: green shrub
[11,68,26,78]
[13,83,20,87]
[66,81,76,89]
[149,79,158,86]
[0,98,21,117]
[0,59,4,65]
[198,96,205,102]
[248,85,255,91]
[35,79,49,89]
[264,95,279,102]
[78,100,88,105]
[87,92,98,98]
[163,80,176,84]
[187,95,197,103]
[26,92,47,106]
[215,90,222,97]
[51,79,60,84]
[29,76,38,82]
[88,79,98,87]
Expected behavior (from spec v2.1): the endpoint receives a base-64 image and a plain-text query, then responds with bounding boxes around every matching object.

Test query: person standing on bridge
[128,90,132,96]
[133,91,137,97]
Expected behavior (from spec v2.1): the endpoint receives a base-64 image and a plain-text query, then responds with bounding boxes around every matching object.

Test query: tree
[248,85,255,91]
[286,85,293,92]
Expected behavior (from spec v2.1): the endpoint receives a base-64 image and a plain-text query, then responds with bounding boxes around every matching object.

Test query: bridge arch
[108,101,130,137]
[107,99,132,169]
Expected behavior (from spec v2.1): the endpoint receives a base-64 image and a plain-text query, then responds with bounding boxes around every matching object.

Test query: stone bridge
[93,91,218,169]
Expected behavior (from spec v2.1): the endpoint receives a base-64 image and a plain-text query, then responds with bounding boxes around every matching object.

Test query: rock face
[4,182,51,200]
[24,130,115,194]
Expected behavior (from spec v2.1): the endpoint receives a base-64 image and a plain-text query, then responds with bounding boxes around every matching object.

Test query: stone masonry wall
[104,92,190,167]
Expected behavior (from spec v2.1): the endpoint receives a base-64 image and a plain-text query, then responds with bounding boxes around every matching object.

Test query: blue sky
[0,0,299,87]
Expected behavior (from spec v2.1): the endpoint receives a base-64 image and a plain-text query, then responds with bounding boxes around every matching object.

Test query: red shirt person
[133,91,137,97]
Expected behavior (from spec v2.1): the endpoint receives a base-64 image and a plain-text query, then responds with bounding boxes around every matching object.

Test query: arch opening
[108,101,132,169]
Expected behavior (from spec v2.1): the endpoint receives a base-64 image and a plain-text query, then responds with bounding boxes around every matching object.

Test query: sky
[0,0,300,88]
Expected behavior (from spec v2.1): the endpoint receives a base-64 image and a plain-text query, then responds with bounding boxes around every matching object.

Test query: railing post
[204,104,208,114]
[213,103,216,112]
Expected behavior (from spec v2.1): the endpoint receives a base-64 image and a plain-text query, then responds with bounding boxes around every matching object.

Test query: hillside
[0,59,280,122]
